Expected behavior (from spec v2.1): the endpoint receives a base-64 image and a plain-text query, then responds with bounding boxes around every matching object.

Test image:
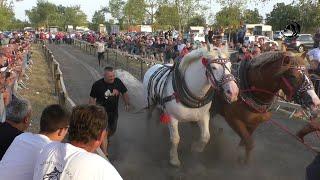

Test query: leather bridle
[201,57,235,90]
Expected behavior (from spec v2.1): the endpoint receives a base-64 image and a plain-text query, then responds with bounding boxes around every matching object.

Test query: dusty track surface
[48,43,314,180]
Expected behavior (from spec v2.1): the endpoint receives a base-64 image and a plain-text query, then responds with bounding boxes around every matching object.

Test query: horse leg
[225,118,254,164]
[168,118,181,167]
[146,104,156,119]
[192,114,210,152]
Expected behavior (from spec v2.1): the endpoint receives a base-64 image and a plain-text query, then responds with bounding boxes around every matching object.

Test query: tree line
[0,0,319,34]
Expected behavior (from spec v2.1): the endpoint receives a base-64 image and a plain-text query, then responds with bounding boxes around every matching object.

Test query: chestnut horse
[213,51,320,163]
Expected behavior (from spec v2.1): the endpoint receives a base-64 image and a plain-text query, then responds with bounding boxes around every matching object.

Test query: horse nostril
[227,89,231,95]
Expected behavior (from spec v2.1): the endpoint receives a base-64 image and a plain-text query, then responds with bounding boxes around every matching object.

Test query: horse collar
[238,60,275,113]
[172,60,215,108]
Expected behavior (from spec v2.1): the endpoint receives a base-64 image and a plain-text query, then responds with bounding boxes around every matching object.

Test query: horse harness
[147,57,235,110]
[237,60,314,113]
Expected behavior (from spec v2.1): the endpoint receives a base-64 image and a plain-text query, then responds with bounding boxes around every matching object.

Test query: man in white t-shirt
[33,105,123,180]
[0,104,70,180]
[95,39,106,67]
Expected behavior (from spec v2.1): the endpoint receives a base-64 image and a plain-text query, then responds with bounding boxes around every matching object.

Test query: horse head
[251,51,320,115]
[202,44,239,103]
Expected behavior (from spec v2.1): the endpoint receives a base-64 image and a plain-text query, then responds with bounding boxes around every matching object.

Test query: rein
[269,118,319,155]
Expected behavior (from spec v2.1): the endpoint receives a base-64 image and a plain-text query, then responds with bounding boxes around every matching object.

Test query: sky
[12,0,293,22]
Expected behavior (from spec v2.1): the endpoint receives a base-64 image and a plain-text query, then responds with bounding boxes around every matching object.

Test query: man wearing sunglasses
[0,104,70,180]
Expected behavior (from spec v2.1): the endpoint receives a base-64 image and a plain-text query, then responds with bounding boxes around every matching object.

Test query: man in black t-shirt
[89,66,129,156]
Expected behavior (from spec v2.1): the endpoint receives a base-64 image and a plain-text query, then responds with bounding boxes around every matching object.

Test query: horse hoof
[237,156,250,165]
[191,142,206,153]
[170,158,181,167]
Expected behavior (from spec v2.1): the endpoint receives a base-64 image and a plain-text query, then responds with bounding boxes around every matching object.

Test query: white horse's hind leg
[168,118,181,167]
[192,113,210,152]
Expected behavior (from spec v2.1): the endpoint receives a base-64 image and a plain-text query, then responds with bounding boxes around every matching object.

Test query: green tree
[215,5,242,30]
[123,0,147,25]
[26,1,87,29]
[90,10,106,31]
[173,0,208,31]
[242,8,262,24]
[265,3,300,31]
[155,4,179,28]
[63,6,87,27]
[0,3,14,30]
[297,0,320,33]
[108,0,125,21]
[25,0,60,28]
[187,15,206,27]
[145,0,160,25]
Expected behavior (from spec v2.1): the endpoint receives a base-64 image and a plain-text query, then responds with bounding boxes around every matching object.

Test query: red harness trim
[281,77,294,101]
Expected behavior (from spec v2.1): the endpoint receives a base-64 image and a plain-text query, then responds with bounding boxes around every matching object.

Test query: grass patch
[18,45,57,133]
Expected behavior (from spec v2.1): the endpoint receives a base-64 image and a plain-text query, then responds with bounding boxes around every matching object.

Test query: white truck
[66,25,73,33]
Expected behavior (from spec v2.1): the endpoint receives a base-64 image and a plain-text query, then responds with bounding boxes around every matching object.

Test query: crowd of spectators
[0,31,122,179]
[0,31,32,124]
[237,36,278,62]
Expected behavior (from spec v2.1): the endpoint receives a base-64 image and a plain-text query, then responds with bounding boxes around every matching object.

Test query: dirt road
[48,43,314,180]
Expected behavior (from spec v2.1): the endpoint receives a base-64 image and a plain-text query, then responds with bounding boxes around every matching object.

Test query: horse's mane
[179,44,230,72]
[250,51,305,69]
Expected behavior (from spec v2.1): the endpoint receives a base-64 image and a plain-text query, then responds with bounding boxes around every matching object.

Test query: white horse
[143,45,239,166]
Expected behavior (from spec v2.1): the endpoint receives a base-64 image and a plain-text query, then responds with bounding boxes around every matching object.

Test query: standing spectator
[314,28,320,48]
[0,96,31,160]
[307,46,320,75]
[164,39,175,64]
[0,104,70,179]
[204,25,210,43]
[208,29,214,44]
[231,31,238,48]
[95,39,105,67]
[307,46,320,64]
[33,105,123,180]
[89,66,130,156]
[237,26,246,45]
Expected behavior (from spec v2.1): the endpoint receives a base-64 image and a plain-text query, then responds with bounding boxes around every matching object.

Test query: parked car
[283,34,314,52]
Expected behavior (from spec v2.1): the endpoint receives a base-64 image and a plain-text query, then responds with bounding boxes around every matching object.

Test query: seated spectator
[0,104,70,179]
[0,95,31,160]
[33,105,122,180]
